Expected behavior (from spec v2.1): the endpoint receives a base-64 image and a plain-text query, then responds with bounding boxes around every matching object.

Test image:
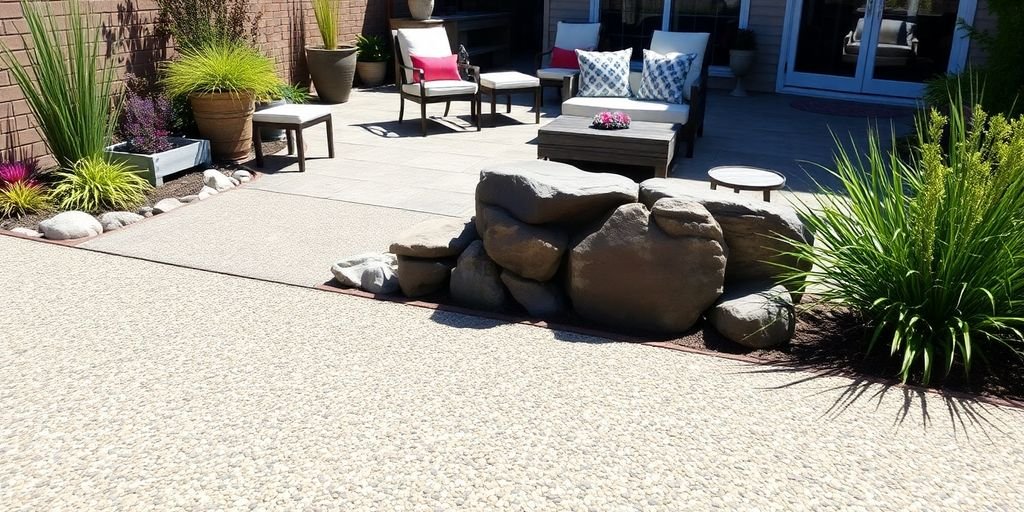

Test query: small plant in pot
[307,0,358,103]
[355,34,389,88]
[256,84,311,142]
[729,28,757,97]
[162,41,282,163]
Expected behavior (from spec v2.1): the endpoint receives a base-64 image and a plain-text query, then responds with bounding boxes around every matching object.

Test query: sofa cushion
[636,49,696,104]
[562,96,689,125]
[576,48,633,98]
[402,80,478,97]
[649,31,709,101]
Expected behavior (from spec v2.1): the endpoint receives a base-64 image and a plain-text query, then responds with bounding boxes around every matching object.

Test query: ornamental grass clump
[0,0,119,169]
[51,157,152,213]
[0,159,50,218]
[312,0,340,50]
[785,92,1024,385]
[162,41,281,98]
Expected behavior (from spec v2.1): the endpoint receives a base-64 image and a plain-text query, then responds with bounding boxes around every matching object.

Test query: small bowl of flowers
[591,111,631,130]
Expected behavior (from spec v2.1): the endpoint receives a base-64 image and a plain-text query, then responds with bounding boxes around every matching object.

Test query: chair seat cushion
[252,104,332,124]
[480,71,540,90]
[537,68,578,81]
[562,96,690,125]
[402,80,478,97]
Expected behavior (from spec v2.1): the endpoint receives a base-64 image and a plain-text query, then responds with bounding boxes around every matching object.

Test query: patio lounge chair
[561,31,710,158]
[393,27,481,136]
[536,21,602,104]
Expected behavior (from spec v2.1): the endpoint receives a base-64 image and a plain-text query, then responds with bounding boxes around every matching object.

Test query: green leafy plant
[785,90,1024,385]
[0,181,51,218]
[156,0,261,52]
[51,157,152,212]
[273,84,311,103]
[312,0,340,50]
[355,34,389,62]
[0,0,119,169]
[732,29,757,51]
[162,41,282,98]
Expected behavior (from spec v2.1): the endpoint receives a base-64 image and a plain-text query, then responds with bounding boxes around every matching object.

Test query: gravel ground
[3,235,1024,510]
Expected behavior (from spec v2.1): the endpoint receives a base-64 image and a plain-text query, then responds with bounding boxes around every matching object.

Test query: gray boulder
[500,271,565,318]
[397,255,454,297]
[568,202,726,333]
[476,205,568,282]
[38,211,102,240]
[203,169,235,192]
[330,252,399,294]
[10,227,42,238]
[97,211,144,232]
[389,217,477,258]
[152,198,184,214]
[640,178,812,285]
[709,282,795,349]
[450,241,507,311]
[476,160,638,225]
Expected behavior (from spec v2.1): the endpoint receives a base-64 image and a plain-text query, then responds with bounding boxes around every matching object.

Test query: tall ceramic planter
[189,92,255,163]
[729,49,756,97]
[408,0,434,20]
[357,61,388,87]
[306,46,358,103]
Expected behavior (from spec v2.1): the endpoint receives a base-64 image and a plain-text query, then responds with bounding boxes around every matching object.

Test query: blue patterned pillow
[576,49,632,98]
[636,50,696,104]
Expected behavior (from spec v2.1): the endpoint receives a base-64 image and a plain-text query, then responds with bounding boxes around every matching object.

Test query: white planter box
[105,137,212,186]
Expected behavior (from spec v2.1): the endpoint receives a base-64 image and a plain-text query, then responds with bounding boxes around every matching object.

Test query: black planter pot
[306,46,358,103]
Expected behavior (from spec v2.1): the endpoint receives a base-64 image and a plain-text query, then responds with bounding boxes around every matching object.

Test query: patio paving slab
[2,235,1023,510]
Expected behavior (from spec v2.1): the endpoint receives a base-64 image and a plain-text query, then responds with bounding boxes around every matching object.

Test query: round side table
[707,166,786,202]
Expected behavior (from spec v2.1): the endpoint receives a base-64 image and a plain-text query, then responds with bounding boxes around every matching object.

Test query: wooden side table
[707,166,786,202]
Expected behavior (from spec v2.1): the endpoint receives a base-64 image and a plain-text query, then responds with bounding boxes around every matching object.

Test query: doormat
[790,97,916,118]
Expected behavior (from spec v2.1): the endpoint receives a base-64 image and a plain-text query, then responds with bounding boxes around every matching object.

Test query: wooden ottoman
[252,104,335,173]
[478,71,542,127]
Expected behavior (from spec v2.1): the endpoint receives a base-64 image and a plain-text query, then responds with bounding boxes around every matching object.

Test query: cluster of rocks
[9,169,253,241]
[332,161,812,349]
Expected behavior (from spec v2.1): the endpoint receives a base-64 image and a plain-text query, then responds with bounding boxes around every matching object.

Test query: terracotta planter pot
[189,92,255,163]
[357,61,388,87]
[306,46,358,103]
[408,0,434,20]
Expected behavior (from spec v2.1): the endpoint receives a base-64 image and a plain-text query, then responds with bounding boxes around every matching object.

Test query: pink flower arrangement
[591,111,631,130]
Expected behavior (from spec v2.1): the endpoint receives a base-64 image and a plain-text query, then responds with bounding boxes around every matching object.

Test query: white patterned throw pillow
[636,50,696,104]
[576,48,633,98]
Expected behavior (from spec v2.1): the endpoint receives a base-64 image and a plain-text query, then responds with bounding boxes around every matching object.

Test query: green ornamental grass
[52,157,152,213]
[786,92,1024,385]
[0,0,119,169]
[162,41,282,98]
[312,0,340,50]
[0,181,51,218]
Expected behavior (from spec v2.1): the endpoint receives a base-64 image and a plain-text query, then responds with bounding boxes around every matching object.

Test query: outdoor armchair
[393,27,481,136]
[536,21,601,104]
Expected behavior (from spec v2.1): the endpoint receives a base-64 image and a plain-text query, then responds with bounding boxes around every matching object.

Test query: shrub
[355,34,389,62]
[0,181,51,218]
[312,0,340,50]
[119,92,174,154]
[51,157,152,213]
[273,84,311,104]
[156,0,261,52]
[786,94,1024,385]
[0,160,39,185]
[162,41,282,98]
[0,0,119,168]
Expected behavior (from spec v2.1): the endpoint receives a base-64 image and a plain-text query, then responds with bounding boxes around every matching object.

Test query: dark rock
[476,205,568,281]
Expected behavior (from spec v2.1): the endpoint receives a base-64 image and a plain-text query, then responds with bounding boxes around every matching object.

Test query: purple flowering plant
[118,74,175,156]
[591,111,631,130]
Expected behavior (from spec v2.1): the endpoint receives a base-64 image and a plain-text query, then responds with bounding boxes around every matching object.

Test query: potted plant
[307,0,358,103]
[729,29,757,97]
[408,0,434,20]
[162,41,282,162]
[256,84,311,142]
[106,88,212,186]
[355,35,389,87]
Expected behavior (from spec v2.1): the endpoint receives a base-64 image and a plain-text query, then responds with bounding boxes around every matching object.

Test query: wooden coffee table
[707,166,786,202]
[537,115,680,178]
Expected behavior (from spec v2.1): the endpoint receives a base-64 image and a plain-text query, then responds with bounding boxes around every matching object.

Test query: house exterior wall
[0,0,385,167]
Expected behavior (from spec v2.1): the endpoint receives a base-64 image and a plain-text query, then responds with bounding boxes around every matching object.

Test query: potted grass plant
[307,0,358,103]
[355,34,389,87]
[162,41,282,162]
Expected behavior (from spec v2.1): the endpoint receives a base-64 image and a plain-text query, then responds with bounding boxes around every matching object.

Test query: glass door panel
[789,0,866,84]
[669,0,742,67]
[600,0,665,60]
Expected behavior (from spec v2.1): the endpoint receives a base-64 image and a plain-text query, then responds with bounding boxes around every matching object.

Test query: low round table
[707,166,786,202]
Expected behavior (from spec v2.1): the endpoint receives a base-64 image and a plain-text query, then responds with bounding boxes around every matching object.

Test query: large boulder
[397,256,454,297]
[389,217,477,258]
[476,160,638,225]
[476,205,568,281]
[500,270,565,318]
[709,282,794,349]
[450,241,507,311]
[38,211,102,240]
[97,211,144,232]
[568,200,727,333]
[640,178,812,285]
[330,252,400,294]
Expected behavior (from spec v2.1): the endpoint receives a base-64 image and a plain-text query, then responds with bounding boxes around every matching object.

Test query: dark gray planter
[306,46,358,103]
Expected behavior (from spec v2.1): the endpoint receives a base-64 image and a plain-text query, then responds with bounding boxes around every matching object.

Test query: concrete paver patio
[3,235,1023,509]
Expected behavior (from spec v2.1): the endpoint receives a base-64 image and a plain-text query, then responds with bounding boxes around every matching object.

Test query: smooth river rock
[203,169,236,192]
[450,241,507,311]
[389,217,477,258]
[476,205,568,282]
[568,202,726,333]
[709,282,794,349]
[476,160,638,225]
[152,198,184,214]
[37,211,103,240]
[97,211,145,232]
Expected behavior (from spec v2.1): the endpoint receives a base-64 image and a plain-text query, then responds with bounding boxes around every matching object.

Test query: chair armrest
[397,62,425,85]
[461,63,481,84]
[562,74,579,98]
[536,49,553,70]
